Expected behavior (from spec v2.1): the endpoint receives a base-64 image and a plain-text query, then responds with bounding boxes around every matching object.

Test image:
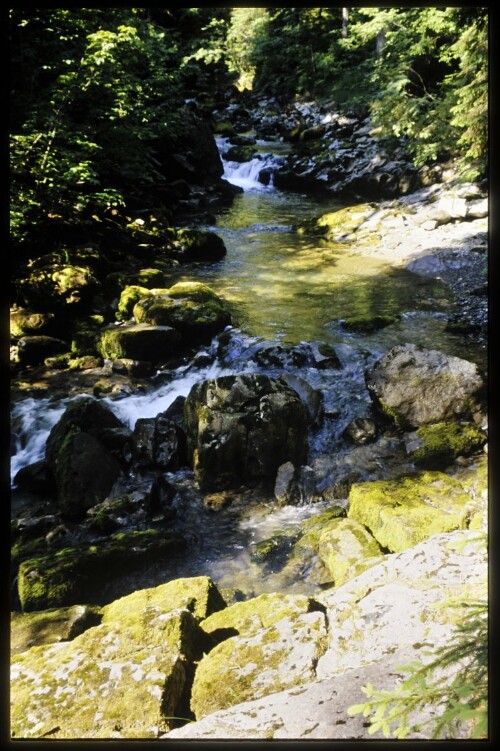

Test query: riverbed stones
[10,308,57,339]
[347,471,472,552]
[99,323,182,363]
[184,374,309,491]
[132,412,187,471]
[171,229,227,262]
[274,462,316,505]
[365,344,485,428]
[343,417,378,444]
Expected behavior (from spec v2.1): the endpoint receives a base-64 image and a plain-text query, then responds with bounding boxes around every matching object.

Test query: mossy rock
[15,263,101,310]
[102,576,226,626]
[214,121,236,136]
[116,285,151,322]
[11,605,102,655]
[225,145,257,163]
[191,609,328,719]
[68,355,103,371]
[200,592,317,639]
[342,315,398,333]
[11,608,196,738]
[17,529,186,611]
[317,517,385,587]
[408,421,486,469]
[98,323,182,363]
[251,533,299,572]
[452,455,488,531]
[347,471,472,552]
[133,285,231,342]
[298,203,374,239]
[10,308,56,340]
[44,353,71,369]
[70,315,105,356]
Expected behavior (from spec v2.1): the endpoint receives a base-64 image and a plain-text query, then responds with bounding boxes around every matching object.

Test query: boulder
[14,261,100,311]
[317,517,384,586]
[17,336,69,366]
[17,530,186,611]
[184,374,309,490]
[99,324,182,363]
[133,282,231,342]
[347,471,472,552]
[116,285,151,321]
[365,344,485,428]
[192,594,327,719]
[155,106,224,183]
[342,315,398,333]
[45,397,125,519]
[11,602,205,738]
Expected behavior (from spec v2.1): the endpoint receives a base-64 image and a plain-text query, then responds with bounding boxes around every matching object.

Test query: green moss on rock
[103,576,226,626]
[411,421,486,468]
[17,530,186,611]
[11,605,102,655]
[317,517,385,586]
[99,323,182,363]
[343,315,398,333]
[298,203,374,239]
[116,285,151,321]
[348,471,472,552]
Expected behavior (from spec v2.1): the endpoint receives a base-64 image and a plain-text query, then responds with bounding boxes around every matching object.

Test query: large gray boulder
[365,344,485,428]
[184,374,309,491]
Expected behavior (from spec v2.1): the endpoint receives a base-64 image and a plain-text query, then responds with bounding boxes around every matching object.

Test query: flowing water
[10,140,486,602]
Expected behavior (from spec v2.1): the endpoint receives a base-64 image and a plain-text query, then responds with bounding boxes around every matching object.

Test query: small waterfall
[216,137,279,191]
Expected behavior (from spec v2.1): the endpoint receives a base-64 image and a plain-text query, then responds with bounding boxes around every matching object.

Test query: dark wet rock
[311,343,342,370]
[17,335,69,366]
[111,358,155,378]
[274,462,317,506]
[13,460,56,496]
[48,430,122,520]
[365,344,485,429]
[251,532,299,572]
[17,529,187,611]
[171,229,227,263]
[280,374,324,428]
[252,344,311,369]
[343,418,378,445]
[184,374,309,491]
[45,397,125,519]
[147,476,178,521]
[99,323,182,363]
[155,106,224,184]
[132,412,187,471]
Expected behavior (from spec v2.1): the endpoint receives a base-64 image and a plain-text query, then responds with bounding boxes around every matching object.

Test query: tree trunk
[342,7,349,38]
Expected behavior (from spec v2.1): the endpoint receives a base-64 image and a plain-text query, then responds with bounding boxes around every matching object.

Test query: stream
[10,140,486,603]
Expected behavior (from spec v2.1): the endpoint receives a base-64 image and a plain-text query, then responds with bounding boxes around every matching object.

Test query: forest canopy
[10,7,488,249]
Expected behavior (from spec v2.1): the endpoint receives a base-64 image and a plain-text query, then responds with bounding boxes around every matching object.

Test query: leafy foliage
[347,597,488,739]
